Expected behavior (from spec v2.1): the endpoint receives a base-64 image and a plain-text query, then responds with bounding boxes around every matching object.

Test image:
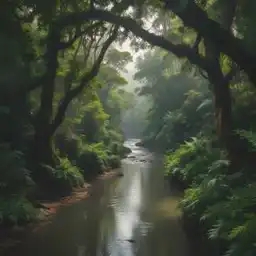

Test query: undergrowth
[0,144,36,225]
[55,132,123,181]
[0,129,126,226]
[164,132,256,256]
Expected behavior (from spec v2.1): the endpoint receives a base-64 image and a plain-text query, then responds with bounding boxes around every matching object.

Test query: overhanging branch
[56,9,210,71]
[193,33,201,53]
[163,0,256,85]
[28,22,104,92]
[58,21,102,50]
[50,26,119,135]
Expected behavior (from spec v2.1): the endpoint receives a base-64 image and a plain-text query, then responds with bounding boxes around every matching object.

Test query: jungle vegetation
[2,1,256,255]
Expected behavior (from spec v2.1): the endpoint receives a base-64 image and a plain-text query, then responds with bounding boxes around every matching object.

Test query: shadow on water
[4,139,190,256]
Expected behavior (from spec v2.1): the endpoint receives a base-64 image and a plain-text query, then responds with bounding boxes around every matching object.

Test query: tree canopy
[2,1,256,255]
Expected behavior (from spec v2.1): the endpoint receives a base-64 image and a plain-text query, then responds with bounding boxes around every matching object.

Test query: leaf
[196,99,212,111]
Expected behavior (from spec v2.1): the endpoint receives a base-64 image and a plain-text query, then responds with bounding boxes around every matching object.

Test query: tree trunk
[207,65,233,153]
[205,44,256,171]
[30,26,60,175]
[163,0,256,86]
[203,0,256,170]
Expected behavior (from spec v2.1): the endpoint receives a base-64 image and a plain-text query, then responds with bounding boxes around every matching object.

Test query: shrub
[103,129,124,145]
[164,136,225,185]
[164,132,256,256]
[120,145,132,157]
[0,144,34,196]
[0,144,36,226]
[0,197,37,225]
[54,132,81,159]
[42,157,84,194]
[55,130,126,182]
[107,155,121,169]
[77,150,105,180]
[56,157,84,187]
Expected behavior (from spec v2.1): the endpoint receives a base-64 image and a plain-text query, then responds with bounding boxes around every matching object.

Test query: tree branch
[27,22,105,92]
[50,26,119,136]
[193,33,201,53]
[163,0,256,85]
[58,21,103,50]
[56,9,210,71]
[198,68,208,80]
[64,37,83,93]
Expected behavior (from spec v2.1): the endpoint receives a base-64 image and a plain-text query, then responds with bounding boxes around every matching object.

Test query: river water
[4,139,189,256]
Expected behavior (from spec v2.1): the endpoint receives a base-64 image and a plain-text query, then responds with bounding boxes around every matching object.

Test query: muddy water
[5,139,189,256]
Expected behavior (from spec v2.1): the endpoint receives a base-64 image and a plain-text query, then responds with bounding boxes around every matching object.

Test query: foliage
[0,197,37,226]
[0,144,34,196]
[0,5,131,224]
[107,155,121,169]
[164,136,225,185]
[2,1,256,249]
[54,157,84,188]
[134,18,256,255]
[77,149,104,180]
[0,144,36,226]
[134,49,214,150]
[163,131,256,256]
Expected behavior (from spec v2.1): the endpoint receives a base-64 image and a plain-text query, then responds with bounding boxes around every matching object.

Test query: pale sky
[113,15,156,92]
[115,39,144,92]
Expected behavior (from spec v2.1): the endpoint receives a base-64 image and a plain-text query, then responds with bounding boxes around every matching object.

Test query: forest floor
[0,169,122,253]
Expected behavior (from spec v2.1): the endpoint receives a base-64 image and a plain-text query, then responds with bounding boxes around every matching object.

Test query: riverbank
[0,169,122,254]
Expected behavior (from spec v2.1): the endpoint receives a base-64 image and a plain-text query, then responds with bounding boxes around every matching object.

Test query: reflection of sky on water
[115,170,141,239]
[95,139,187,256]
[107,166,142,256]
[97,140,148,256]
[4,140,188,256]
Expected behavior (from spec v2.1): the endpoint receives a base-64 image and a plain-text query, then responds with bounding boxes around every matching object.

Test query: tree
[2,0,256,228]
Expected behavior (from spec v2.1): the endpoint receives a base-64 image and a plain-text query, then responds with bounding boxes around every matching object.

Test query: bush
[56,157,84,187]
[0,144,36,226]
[164,136,225,186]
[76,142,124,179]
[54,132,81,159]
[107,155,121,169]
[54,131,126,182]
[0,197,37,226]
[41,157,84,195]
[164,133,256,256]
[0,144,34,196]
[77,150,105,180]
[120,145,132,157]
[102,128,124,145]
[109,142,121,155]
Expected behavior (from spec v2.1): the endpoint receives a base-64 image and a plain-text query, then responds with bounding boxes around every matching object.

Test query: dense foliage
[1,0,137,224]
[132,1,256,255]
[135,49,256,255]
[2,1,256,256]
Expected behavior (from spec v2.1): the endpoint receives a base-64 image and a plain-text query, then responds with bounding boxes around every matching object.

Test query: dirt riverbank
[0,169,122,254]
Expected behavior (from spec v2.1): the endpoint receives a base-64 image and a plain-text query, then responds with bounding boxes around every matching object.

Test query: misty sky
[116,40,145,92]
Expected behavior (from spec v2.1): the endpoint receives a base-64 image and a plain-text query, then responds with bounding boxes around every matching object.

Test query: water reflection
[96,139,188,256]
[4,139,189,256]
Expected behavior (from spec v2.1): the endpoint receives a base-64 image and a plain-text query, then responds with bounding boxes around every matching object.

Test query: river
[4,139,190,256]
